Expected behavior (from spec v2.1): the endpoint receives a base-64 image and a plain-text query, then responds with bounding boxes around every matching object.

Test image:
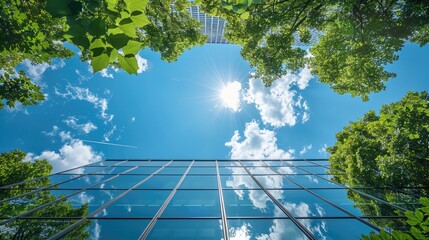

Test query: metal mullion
[238,160,317,240]
[47,160,173,240]
[281,161,409,212]
[260,161,382,232]
[0,161,143,226]
[0,160,128,205]
[0,159,118,189]
[138,160,195,240]
[216,160,229,240]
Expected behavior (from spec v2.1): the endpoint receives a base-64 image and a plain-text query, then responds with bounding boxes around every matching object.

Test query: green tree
[0,150,90,239]
[199,0,429,100]
[328,91,429,190]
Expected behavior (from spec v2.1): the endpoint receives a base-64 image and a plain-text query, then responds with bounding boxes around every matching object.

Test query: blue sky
[0,43,428,172]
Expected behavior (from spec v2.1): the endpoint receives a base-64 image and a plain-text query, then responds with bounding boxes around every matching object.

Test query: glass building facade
[0,159,422,239]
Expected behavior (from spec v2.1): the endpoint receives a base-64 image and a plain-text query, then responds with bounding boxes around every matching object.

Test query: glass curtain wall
[0,159,422,239]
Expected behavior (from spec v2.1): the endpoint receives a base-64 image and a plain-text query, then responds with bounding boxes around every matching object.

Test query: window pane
[228,219,307,240]
[269,189,347,217]
[55,175,112,189]
[62,166,106,174]
[157,167,187,174]
[218,166,248,174]
[126,167,161,175]
[254,175,299,189]
[241,161,264,167]
[169,161,192,167]
[97,190,170,218]
[301,219,376,239]
[299,166,330,174]
[147,219,222,240]
[223,190,286,217]
[179,175,218,189]
[221,175,259,189]
[286,175,343,188]
[217,161,240,167]
[187,167,217,175]
[87,219,150,239]
[247,167,277,174]
[136,175,182,189]
[161,190,220,217]
[145,161,170,167]
[49,174,81,185]
[273,166,309,175]
[99,175,150,189]
[2,219,84,239]
[97,166,133,174]
[192,161,216,167]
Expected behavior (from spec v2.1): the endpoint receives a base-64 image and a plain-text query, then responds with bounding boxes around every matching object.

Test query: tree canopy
[199,0,429,101]
[0,150,90,239]
[328,91,429,190]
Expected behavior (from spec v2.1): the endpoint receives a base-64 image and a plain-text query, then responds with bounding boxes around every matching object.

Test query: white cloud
[220,81,242,112]
[299,144,312,156]
[100,68,114,78]
[55,84,114,123]
[64,116,97,134]
[230,222,252,240]
[21,59,66,82]
[244,67,313,128]
[26,139,103,174]
[103,125,117,142]
[302,112,310,123]
[225,121,294,159]
[136,54,149,73]
[5,102,29,114]
[318,144,328,157]
[131,117,136,122]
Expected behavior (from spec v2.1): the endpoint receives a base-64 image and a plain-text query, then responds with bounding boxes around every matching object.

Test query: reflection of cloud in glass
[92,220,101,240]
[230,222,252,240]
[256,219,305,240]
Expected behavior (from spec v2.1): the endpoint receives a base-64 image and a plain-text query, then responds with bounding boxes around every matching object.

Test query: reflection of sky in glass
[147,219,223,239]
[229,219,308,240]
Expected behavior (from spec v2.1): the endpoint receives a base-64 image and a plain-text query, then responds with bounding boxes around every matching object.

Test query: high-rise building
[0,159,419,239]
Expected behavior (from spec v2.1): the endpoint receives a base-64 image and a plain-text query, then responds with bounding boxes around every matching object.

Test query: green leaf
[411,227,425,239]
[91,53,110,72]
[89,18,106,37]
[46,0,80,17]
[89,38,106,50]
[70,36,90,49]
[126,0,148,13]
[420,197,429,207]
[130,11,150,28]
[107,33,130,49]
[241,12,250,19]
[106,0,118,11]
[118,54,138,74]
[118,18,136,38]
[122,40,141,55]
[106,48,118,62]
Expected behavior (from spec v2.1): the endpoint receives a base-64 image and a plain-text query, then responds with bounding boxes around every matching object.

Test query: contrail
[82,140,138,149]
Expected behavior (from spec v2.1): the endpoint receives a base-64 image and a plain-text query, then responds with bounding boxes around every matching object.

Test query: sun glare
[219,81,242,112]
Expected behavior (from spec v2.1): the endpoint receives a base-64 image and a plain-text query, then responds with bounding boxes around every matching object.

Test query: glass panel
[217,161,240,167]
[161,190,220,217]
[97,190,170,218]
[87,219,150,239]
[269,189,348,217]
[355,188,420,211]
[272,166,307,174]
[283,161,316,167]
[263,161,287,167]
[301,219,376,240]
[97,175,150,189]
[221,175,259,189]
[55,175,112,189]
[62,166,106,174]
[228,219,307,240]
[157,167,187,174]
[247,167,277,174]
[147,219,222,240]
[169,161,192,167]
[223,190,286,217]
[88,161,121,166]
[254,175,299,189]
[29,190,123,217]
[1,219,84,239]
[117,161,149,167]
[126,167,160,175]
[187,167,217,175]
[97,166,133,174]
[49,174,81,185]
[0,190,77,218]
[136,175,181,189]
[312,189,405,217]
[299,166,330,174]
[145,161,170,167]
[286,175,343,188]
[218,166,248,174]
[241,161,264,167]
[179,175,217,189]
[192,161,216,167]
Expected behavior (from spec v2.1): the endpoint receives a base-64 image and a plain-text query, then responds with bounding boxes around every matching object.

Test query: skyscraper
[0,159,419,239]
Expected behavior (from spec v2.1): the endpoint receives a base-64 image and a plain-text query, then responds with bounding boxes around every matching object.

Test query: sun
[219,81,242,112]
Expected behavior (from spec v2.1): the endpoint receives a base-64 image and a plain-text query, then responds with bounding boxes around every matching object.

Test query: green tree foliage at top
[199,0,429,101]
[0,150,90,239]
[328,91,429,189]
[0,0,206,110]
